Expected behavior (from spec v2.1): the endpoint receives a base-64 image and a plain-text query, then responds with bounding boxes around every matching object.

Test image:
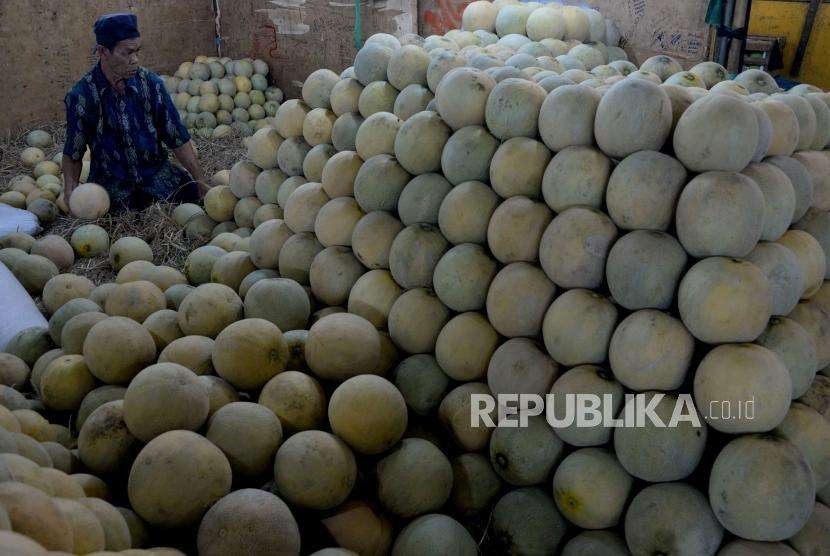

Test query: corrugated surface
[0,0,216,132]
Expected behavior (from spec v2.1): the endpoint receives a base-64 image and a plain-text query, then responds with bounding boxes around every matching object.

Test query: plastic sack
[0,204,40,238]
[0,262,47,351]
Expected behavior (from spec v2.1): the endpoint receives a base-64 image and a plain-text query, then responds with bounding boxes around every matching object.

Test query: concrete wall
[217,0,417,100]
[0,0,216,133]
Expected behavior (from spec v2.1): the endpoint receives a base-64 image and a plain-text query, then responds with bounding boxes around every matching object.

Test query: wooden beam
[793,0,821,76]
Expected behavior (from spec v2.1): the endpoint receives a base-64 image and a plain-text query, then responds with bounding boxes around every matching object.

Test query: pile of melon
[2,0,830,554]
[1,130,95,225]
[159,55,284,139]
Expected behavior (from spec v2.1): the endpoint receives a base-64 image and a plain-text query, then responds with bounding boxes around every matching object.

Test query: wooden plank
[792,0,821,75]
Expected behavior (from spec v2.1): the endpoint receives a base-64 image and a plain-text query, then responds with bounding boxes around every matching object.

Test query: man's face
[101,37,140,81]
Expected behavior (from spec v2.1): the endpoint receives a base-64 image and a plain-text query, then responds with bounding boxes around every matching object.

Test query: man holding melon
[62,13,209,211]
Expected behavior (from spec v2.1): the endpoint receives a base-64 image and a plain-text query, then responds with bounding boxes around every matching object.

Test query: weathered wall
[219,0,418,99]
[0,0,216,133]
[749,0,830,89]
[418,0,712,65]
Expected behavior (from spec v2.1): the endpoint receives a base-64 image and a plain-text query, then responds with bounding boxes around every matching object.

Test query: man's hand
[61,154,83,204]
[173,141,209,198]
[197,180,210,198]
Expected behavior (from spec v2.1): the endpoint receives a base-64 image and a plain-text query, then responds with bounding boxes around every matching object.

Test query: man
[63,13,209,211]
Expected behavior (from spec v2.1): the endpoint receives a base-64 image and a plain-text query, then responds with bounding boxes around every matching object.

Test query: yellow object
[749,1,830,88]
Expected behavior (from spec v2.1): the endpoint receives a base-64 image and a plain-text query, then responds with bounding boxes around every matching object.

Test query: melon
[777,229,826,298]
[538,84,601,151]
[676,171,765,257]
[229,159,261,198]
[462,1,499,32]
[757,315,818,398]
[184,245,227,285]
[284,182,330,233]
[357,81,398,118]
[278,232,324,284]
[393,84,434,121]
[245,127,283,170]
[108,236,153,272]
[259,370,326,433]
[387,45,430,90]
[674,93,760,172]
[123,362,209,442]
[330,78,364,116]
[156,335,214,377]
[41,273,94,314]
[487,335,557,412]
[489,137,551,199]
[709,434,813,541]
[0,191,26,209]
[594,79,673,158]
[254,168,287,205]
[206,401,283,477]
[694,343,791,433]
[78,400,137,475]
[441,126,499,186]
[12,254,58,295]
[624,483,723,555]
[212,318,288,390]
[395,111,451,175]
[771,93,817,151]
[539,206,617,289]
[793,151,830,211]
[756,99,800,157]
[197,489,300,556]
[435,67,496,130]
[543,289,617,366]
[767,155,813,221]
[68,183,110,219]
[105,280,166,322]
[177,282,243,337]
[210,250,256,291]
[332,112,364,151]
[277,137,312,177]
[742,162,796,241]
[389,223,449,289]
[392,513,477,556]
[605,230,687,310]
[609,310,695,391]
[40,354,95,411]
[33,160,60,178]
[306,312,380,381]
[303,108,337,146]
[128,430,232,528]
[775,402,830,489]
[426,51,466,93]
[0,482,73,551]
[377,437,453,517]
[142,308,184,349]
[487,196,552,263]
[328,374,407,455]
[355,111,402,159]
[542,145,610,211]
[552,448,633,529]
[354,43,394,86]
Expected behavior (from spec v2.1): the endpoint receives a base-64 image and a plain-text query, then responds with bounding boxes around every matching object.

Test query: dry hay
[2,121,246,285]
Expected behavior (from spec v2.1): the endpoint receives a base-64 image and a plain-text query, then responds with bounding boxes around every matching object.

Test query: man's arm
[173,140,210,197]
[62,155,83,201]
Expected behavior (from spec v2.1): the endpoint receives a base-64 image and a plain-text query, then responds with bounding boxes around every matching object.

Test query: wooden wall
[217,0,417,99]
[0,0,216,133]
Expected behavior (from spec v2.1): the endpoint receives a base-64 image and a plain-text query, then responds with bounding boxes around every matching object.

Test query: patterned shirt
[63,63,192,206]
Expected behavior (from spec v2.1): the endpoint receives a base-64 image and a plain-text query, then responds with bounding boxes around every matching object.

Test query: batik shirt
[63,63,192,205]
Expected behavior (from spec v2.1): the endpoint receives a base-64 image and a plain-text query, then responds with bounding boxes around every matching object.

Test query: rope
[354,0,363,50]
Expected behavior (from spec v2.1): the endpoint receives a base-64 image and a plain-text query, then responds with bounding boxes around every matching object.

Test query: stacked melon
[169,0,829,552]
[1,0,830,554]
[160,55,284,139]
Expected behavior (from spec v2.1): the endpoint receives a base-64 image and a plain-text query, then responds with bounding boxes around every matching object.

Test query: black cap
[94,13,140,50]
